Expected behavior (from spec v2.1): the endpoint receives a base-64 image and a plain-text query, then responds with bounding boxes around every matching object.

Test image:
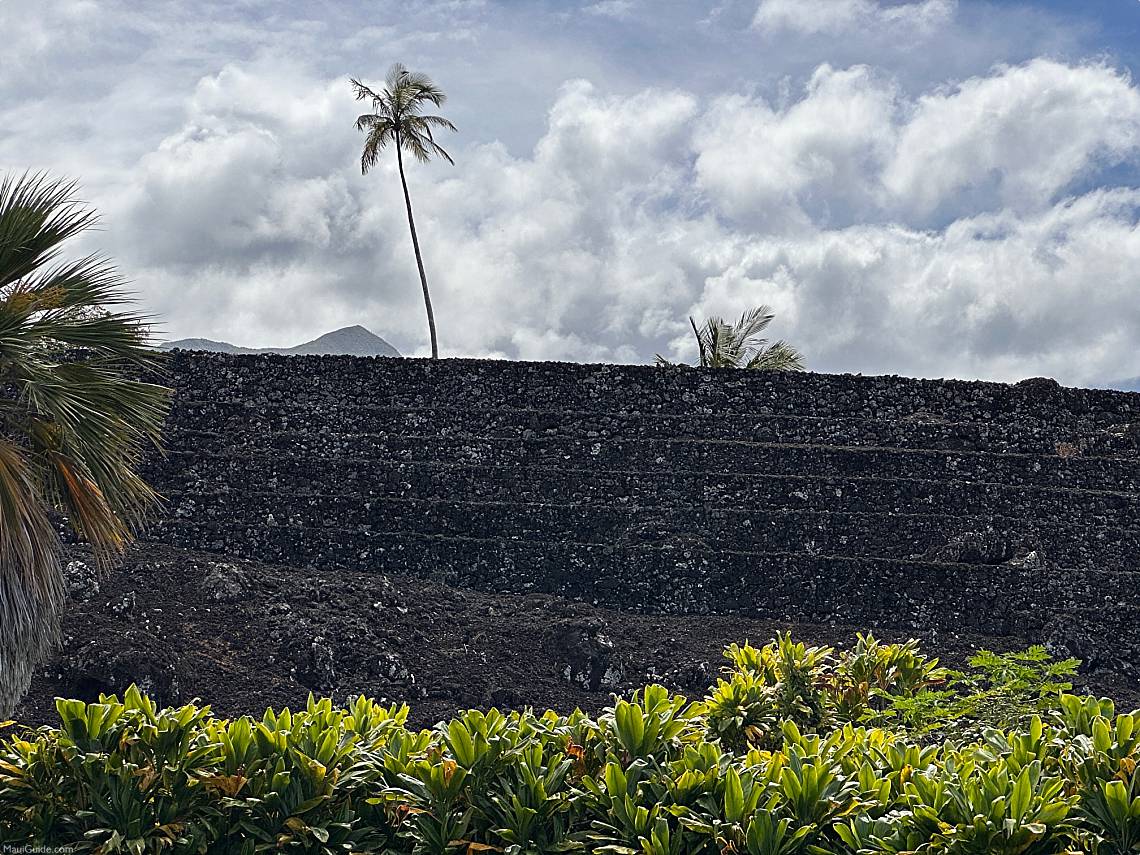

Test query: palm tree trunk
[395,137,439,359]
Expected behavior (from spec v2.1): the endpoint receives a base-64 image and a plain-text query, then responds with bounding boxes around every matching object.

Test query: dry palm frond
[0,172,170,714]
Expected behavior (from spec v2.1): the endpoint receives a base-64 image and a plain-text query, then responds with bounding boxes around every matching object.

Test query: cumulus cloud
[884,59,1140,221]
[2,0,1139,384]
[102,56,1140,383]
[753,0,956,37]
[694,64,898,229]
[684,191,1140,383]
[692,58,1140,227]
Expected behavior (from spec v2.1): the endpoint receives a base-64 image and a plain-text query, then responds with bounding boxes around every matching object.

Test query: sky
[3,0,1140,386]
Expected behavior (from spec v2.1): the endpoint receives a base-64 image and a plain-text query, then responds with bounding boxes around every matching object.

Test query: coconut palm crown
[352,63,457,359]
[657,306,805,371]
[0,173,170,714]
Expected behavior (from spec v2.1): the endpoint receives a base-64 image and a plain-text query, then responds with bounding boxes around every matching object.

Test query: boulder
[200,561,251,602]
[546,618,620,691]
[57,632,179,705]
[62,560,99,602]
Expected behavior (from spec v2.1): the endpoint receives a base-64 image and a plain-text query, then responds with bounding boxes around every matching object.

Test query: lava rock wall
[147,352,1140,668]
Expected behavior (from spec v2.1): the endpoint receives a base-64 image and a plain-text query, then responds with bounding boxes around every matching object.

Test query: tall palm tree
[657,306,805,371]
[352,64,457,360]
[0,173,170,715]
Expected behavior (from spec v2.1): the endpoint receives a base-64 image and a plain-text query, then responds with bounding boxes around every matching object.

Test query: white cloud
[104,57,1140,384]
[694,64,898,229]
[2,0,1139,384]
[690,58,1140,228]
[583,0,636,20]
[682,190,1140,383]
[753,0,956,37]
[884,59,1140,220]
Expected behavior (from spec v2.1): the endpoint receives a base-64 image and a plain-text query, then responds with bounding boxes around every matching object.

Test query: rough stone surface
[199,561,250,602]
[18,353,1140,719]
[51,630,180,708]
[919,533,1047,568]
[1044,615,1107,673]
[129,352,1140,667]
[62,560,99,601]
[547,618,619,691]
[18,544,1137,725]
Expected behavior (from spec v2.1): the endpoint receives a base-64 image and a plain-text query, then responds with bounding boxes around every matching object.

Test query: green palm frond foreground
[0,173,170,715]
[657,305,805,371]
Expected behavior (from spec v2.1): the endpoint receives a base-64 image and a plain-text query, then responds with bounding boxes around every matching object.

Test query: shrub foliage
[1,634,1136,853]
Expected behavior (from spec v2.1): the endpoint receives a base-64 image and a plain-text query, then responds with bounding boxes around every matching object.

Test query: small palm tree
[352,64,457,360]
[657,306,805,371]
[0,173,170,715]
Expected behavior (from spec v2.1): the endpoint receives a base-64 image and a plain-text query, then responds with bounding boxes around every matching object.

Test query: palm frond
[0,173,97,291]
[353,66,456,172]
[415,114,459,134]
[681,306,805,372]
[690,316,708,366]
[401,132,432,164]
[354,112,389,132]
[0,438,63,716]
[348,77,383,105]
[385,62,410,91]
[0,172,171,714]
[406,79,447,109]
[405,134,455,166]
[734,305,776,345]
[404,116,457,165]
[359,126,394,174]
[747,340,805,372]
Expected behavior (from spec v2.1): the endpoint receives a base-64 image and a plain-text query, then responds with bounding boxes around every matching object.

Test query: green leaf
[1010,767,1031,822]
[448,720,477,768]
[724,767,744,821]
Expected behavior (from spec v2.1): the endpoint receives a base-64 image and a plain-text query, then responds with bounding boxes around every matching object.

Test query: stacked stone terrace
[149,352,1140,662]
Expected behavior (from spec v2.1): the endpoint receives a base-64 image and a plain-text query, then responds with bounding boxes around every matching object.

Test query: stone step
[164,429,1140,492]
[164,402,1139,459]
[156,492,1140,571]
[166,353,1140,426]
[149,453,1140,522]
[145,520,1140,642]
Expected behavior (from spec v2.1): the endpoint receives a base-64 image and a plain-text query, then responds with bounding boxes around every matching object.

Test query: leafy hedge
[1,634,1137,853]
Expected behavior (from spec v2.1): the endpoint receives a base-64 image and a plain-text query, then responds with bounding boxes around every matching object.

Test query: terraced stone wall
[147,352,1140,666]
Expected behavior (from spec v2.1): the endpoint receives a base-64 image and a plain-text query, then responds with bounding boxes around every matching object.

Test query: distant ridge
[162,325,401,358]
[1111,377,1140,392]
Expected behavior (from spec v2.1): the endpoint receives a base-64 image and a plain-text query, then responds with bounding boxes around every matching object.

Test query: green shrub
[1,636,1135,854]
[705,633,949,749]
